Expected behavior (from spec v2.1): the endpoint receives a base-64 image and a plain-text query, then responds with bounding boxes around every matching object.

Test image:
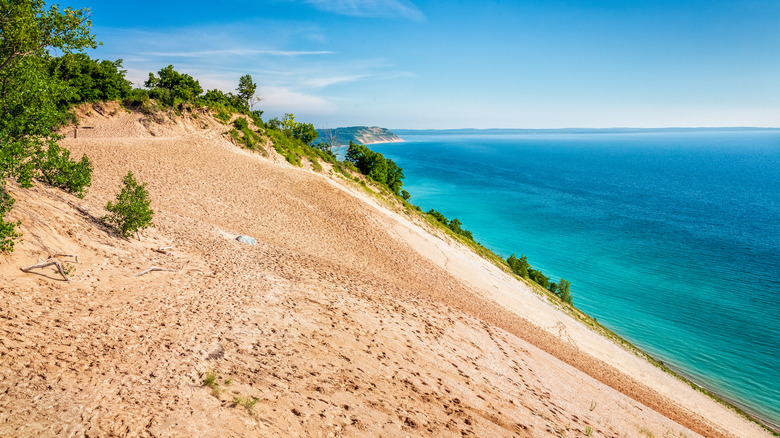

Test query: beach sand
[0,104,770,437]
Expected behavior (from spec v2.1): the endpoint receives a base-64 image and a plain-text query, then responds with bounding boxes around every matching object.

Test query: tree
[292,122,318,145]
[103,171,154,239]
[236,74,257,109]
[319,128,340,154]
[49,53,132,106]
[557,278,572,304]
[1,0,97,252]
[144,65,202,105]
[0,0,97,74]
[507,253,529,278]
[35,142,92,197]
[281,113,297,136]
[201,88,245,113]
[385,158,404,195]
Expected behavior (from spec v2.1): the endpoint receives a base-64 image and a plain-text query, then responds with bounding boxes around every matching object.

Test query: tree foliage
[556,278,572,304]
[344,141,409,196]
[426,209,474,241]
[0,0,97,74]
[144,65,202,106]
[49,53,131,106]
[0,190,21,252]
[507,253,529,278]
[1,0,97,252]
[236,74,256,108]
[507,252,573,304]
[200,88,247,113]
[103,171,153,239]
[35,141,92,197]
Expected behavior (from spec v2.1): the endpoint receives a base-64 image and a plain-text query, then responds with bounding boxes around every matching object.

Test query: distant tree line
[507,253,572,303]
[426,209,473,240]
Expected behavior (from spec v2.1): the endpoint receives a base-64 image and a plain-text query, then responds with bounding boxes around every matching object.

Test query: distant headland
[316,126,403,146]
[393,127,780,135]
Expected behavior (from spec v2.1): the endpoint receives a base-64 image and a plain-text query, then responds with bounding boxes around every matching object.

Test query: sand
[0,103,771,437]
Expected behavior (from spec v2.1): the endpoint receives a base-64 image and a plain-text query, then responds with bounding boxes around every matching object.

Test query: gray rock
[236,235,257,245]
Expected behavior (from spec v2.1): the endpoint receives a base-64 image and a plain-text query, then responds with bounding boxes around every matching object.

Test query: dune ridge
[0,104,770,437]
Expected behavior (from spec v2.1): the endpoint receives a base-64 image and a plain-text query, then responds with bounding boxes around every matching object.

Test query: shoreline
[1,106,773,437]
[659,359,780,434]
[372,132,780,434]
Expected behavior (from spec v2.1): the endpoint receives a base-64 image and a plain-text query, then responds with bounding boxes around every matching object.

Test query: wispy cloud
[304,74,370,88]
[302,0,425,21]
[143,49,334,58]
[260,86,336,115]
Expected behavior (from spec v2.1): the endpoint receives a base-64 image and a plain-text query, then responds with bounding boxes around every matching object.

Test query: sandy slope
[0,104,770,437]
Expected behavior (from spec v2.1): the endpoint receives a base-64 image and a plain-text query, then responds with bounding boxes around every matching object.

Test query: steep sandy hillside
[0,104,770,437]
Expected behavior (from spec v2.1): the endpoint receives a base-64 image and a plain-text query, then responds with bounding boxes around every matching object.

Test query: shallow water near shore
[373,130,780,427]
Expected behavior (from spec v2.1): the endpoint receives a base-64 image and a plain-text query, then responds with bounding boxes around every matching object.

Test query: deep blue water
[373,130,780,427]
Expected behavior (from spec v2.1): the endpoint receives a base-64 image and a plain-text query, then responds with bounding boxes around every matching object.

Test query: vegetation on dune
[345,141,406,196]
[0,0,98,251]
[103,171,154,239]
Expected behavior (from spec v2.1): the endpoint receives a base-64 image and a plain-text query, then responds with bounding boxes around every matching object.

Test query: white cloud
[304,74,370,88]
[302,0,425,21]
[142,49,334,58]
[260,86,336,115]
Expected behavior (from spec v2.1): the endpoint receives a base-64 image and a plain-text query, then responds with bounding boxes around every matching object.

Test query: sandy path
[0,107,770,437]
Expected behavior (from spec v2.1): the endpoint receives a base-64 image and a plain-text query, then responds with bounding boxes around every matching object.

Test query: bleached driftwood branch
[20,254,78,282]
[132,261,188,277]
[53,194,89,214]
[153,246,172,255]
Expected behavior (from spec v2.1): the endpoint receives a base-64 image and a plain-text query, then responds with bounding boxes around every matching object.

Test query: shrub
[0,190,21,253]
[123,88,150,107]
[35,142,93,198]
[103,171,154,239]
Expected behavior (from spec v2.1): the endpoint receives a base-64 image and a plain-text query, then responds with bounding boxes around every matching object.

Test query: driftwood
[132,261,188,277]
[153,246,173,255]
[20,254,78,282]
[53,193,89,214]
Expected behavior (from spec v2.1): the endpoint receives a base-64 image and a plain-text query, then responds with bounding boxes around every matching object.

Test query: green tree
[236,74,256,109]
[557,278,572,304]
[49,53,131,106]
[292,122,318,145]
[103,171,154,239]
[281,113,297,136]
[144,65,202,105]
[385,158,404,195]
[345,141,408,195]
[1,0,97,252]
[200,88,246,113]
[0,0,97,74]
[507,253,529,278]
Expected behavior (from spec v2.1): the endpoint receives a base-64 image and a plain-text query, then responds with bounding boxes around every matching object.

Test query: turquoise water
[373,130,780,427]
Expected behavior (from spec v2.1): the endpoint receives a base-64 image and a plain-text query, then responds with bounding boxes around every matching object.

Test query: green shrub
[35,142,93,198]
[214,108,231,123]
[0,190,21,253]
[123,88,150,107]
[233,117,249,130]
[103,171,154,239]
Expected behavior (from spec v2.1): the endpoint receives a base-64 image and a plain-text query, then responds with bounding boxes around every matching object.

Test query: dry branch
[153,246,172,255]
[132,261,188,277]
[53,193,89,213]
[49,252,78,263]
[20,256,75,282]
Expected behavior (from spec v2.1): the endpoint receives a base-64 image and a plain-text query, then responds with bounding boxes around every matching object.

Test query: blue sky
[60,0,779,129]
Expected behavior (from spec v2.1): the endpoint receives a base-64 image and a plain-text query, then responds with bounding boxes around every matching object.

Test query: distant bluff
[316,126,403,146]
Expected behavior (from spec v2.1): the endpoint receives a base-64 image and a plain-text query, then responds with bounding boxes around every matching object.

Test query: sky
[58,0,780,129]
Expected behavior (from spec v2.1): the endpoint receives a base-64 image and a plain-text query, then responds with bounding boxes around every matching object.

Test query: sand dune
[0,104,770,437]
